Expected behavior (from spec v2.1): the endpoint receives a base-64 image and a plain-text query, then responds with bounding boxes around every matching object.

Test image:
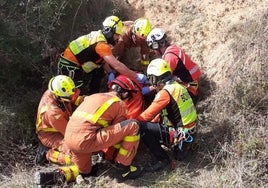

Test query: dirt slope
[129,0,267,79]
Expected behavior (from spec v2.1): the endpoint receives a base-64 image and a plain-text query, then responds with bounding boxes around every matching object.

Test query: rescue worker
[146,28,201,100]
[34,87,142,186]
[35,75,84,166]
[102,74,145,161]
[111,17,152,73]
[136,58,198,172]
[57,15,148,95]
[110,74,144,119]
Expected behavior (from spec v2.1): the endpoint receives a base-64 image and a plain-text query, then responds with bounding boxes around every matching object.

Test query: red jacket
[163,44,201,83]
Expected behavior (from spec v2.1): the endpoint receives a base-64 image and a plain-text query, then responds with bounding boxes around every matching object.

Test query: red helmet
[110,75,138,92]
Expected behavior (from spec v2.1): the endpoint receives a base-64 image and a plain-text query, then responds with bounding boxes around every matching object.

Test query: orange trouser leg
[46,149,72,165]
[102,146,117,161]
[66,120,140,173]
[114,134,140,166]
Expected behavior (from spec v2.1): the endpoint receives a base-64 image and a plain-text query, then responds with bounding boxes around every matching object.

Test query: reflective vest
[68,30,107,66]
[162,81,197,128]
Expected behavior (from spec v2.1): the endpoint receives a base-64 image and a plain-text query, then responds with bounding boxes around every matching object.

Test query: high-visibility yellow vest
[69,31,106,55]
[162,81,197,127]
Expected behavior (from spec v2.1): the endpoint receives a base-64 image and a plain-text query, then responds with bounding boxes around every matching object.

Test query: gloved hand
[107,70,116,84]
[135,73,149,85]
[141,86,150,95]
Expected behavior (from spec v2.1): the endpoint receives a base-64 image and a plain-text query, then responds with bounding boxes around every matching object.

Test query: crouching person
[35,75,84,166]
[136,58,198,172]
[34,88,142,186]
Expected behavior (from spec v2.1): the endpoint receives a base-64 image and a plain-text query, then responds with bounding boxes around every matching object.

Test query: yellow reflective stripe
[69,32,106,55]
[72,112,108,127]
[180,106,196,117]
[189,65,199,75]
[118,147,128,156]
[40,127,58,132]
[64,155,72,165]
[50,150,59,163]
[113,144,121,149]
[69,165,79,179]
[97,119,108,127]
[73,111,94,121]
[60,166,71,181]
[123,134,140,142]
[72,96,120,126]
[69,35,90,55]
[36,106,47,131]
[60,165,79,182]
[74,96,82,106]
[91,97,120,123]
[36,105,58,132]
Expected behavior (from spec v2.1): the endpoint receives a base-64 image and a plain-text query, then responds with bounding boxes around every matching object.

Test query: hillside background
[0,0,267,187]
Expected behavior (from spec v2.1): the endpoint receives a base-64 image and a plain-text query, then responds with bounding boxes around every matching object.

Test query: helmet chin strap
[132,34,137,44]
[106,36,116,45]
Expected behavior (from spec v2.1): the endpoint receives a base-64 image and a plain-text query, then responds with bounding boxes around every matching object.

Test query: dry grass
[0,0,267,187]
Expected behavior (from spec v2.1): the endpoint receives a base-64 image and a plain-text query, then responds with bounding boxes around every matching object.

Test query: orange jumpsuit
[162,44,201,97]
[35,90,84,165]
[64,92,140,174]
[103,80,144,161]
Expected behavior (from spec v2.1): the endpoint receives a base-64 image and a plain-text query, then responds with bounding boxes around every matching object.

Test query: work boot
[34,170,65,186]
[144,158,170,172]
[115,164,143,182]
[34,142,49,165]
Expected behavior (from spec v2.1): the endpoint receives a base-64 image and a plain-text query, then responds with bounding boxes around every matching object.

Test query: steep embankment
[128,0,268,187]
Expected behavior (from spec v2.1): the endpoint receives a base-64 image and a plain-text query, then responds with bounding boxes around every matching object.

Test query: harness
[57,54,82,86]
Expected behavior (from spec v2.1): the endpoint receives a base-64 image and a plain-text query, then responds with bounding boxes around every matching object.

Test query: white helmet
[147,58,172,86]
[146,28,166,50]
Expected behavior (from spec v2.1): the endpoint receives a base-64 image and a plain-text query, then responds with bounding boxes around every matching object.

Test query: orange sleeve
[45,110,68,135]
[95,42,113,57]
[105,100,127,125]
[125,92,143,119]
[137,90,170,122]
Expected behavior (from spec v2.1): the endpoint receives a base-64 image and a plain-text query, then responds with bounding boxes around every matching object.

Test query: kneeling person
[35,83,142,186]
[136,58,198,172]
